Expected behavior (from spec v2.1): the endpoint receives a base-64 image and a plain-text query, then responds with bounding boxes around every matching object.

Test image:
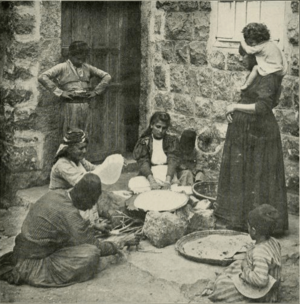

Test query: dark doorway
[61,1,141,162]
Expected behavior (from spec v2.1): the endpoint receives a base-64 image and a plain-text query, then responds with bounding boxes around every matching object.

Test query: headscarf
[180,129,196,153]
[69,41,90,56]
[248,204,279,237]
[55,128,87,160]
[69,173,101,211]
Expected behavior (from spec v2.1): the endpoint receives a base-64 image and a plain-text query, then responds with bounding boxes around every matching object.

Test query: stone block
[2,88,32,107]
[186,209,216,234]
[187,68,200,96]
[284,158,299,193]
[287,16,299,46]
[154,14,162,34]
[154,66,167,90]
[13,1,34,6]
[40,1,61,38]
[209,51,225,70]
[189,41,207,66]
[212,70,232,101]
[39,39,62,72]
[170,64,188,94]
[165,12,193,40]
[143,211,187,248]
[291,1,299,13]
[10,130,45,172]
[161,41,176,63]
[4,65,33,81]
[274,109,298,134]
[154,92,173,111]
[10,41,39,60]
[281,135,299,158]
[174,94,194,116]
[13,13,35,35]
[175,41,189,64]
[227,53,247,72]
[211,99,228,122]
[97,190,128,228]
[178,1,198,12]
[193,11,210,41]
[195,97,211,118]
[169,113,196,135]
[293,78,299,109]
[198,1,211,11]
[156,1,179,12]
[278,76,295,108]
[214,123,228,139]
[198,67,213,98]
[287,192,299,215]
[290,51,299,77]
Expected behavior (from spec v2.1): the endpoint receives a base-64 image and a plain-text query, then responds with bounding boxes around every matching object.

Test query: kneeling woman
[0,174,138,287]
[132,111,181,190]
[50,128,123,225]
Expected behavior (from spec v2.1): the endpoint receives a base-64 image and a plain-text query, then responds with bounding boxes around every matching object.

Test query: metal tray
[175,230,250,266]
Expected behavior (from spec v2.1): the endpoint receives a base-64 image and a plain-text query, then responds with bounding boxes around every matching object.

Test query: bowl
[192,181,218,201]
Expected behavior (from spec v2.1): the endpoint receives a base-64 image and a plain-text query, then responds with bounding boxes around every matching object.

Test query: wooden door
[61,2,141,162]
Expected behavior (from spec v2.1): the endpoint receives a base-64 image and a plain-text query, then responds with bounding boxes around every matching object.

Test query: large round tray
[192,181,218,201]
[134,190,189,212]
[175,230,251,266]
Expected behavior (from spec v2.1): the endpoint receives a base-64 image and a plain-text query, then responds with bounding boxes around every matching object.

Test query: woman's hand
[161,181,171,190]
[226,104,236,115]
[86,91,97,99]
[147,175,162,190]
[61,91,74,100]
[94,219,112,235]
[226,113,233,123]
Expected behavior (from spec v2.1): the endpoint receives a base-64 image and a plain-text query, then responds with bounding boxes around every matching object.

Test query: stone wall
[0,1,61,206]
[141,1,299,210]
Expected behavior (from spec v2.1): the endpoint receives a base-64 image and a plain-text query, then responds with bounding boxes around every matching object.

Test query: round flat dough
[134,190,188,212]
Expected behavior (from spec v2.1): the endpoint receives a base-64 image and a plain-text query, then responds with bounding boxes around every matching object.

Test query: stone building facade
[140,1,299,213]
[0,1,299,212]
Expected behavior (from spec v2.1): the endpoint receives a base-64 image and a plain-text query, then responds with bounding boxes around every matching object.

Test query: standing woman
[214,45,288,234]
[132,111,181,190]
[38,41,111,136]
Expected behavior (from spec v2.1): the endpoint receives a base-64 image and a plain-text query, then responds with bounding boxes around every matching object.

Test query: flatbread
[134,190,188,212]
[182,234,253,260]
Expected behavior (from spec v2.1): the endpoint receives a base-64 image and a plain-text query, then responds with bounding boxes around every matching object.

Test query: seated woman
[177,129,205,186]
[131,111,181,191]
[202,204,281,303]
[50,128,124,224]
[0,174,139,287]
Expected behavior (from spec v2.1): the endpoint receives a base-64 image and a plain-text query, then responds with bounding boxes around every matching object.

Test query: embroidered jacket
[133,134,181,179]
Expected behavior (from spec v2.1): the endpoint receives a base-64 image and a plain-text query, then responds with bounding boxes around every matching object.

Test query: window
[215,1,285,50]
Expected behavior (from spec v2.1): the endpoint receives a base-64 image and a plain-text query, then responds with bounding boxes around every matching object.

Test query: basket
[175,230,250,266]
[192,181,218,201]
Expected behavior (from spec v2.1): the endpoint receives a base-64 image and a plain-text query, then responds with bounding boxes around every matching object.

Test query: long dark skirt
[215,111,288,233]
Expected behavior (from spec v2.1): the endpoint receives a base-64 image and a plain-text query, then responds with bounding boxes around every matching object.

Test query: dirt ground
[0,172,299,303]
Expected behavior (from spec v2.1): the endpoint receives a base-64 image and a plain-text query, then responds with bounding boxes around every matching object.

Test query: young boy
[38,41,111,135]
[240,23,287,91]
[203,204,281,302]
[177,129,205,186]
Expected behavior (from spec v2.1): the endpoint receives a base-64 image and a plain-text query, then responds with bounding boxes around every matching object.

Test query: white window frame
[214,1,285,50]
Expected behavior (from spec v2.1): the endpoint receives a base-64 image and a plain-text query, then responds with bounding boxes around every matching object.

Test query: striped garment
[208,237,281,303]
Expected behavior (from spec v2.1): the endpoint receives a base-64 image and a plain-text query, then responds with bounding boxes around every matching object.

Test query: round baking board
[134,190,189,212]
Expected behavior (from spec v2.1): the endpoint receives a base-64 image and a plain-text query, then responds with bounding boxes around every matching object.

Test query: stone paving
[0,171,299,303]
